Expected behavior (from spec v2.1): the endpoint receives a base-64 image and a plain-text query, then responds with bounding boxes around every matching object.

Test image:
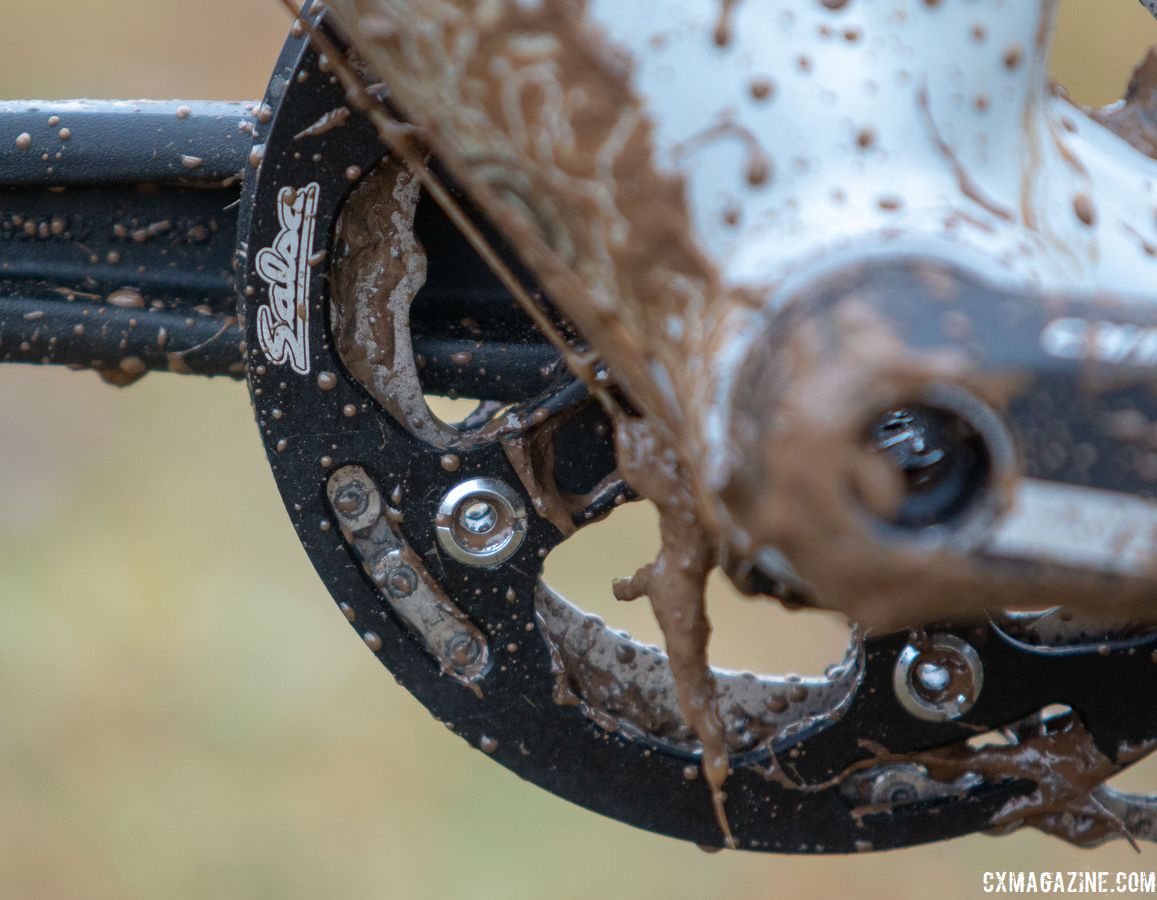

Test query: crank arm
[0,100,249,380]
[744,260,1157,625]
[0,99,561,397]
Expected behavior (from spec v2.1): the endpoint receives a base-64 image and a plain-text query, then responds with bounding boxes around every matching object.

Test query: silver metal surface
[435,477,527,567]
[327,466,490,689]
[987,480,1157,579]
[893,634,984,723]
[534,582,862,756]
[841,762,981,809]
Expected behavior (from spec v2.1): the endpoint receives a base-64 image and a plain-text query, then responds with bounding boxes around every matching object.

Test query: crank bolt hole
[864,404,989,529]
[859,386,1014,537]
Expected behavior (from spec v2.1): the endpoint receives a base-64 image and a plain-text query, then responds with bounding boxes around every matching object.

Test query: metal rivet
[387,566,417,598]
[447,633,482,668]
[334,483,368,517]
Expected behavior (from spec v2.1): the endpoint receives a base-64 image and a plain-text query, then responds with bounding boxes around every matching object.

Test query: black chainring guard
[238,10,1157,853]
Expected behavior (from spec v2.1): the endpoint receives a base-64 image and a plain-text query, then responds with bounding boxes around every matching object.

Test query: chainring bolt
[893,634,984,722]
[435,478,527,567]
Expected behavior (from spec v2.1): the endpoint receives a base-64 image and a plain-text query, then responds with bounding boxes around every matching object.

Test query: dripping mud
[317,0,1157,847]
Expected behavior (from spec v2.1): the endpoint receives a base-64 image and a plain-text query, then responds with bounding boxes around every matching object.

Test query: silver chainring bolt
[893,634,984,722]
[435,477,527,567]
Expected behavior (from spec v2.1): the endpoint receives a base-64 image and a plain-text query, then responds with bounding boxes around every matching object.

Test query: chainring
[237,10,1157,853]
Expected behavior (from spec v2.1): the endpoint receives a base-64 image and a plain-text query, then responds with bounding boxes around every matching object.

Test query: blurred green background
[2,2,1157,898]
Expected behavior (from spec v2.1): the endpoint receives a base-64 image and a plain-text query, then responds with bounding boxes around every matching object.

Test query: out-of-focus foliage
[1,2,1156,898]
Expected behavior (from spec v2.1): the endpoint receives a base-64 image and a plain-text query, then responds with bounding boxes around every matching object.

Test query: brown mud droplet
[363,631,383,652]
[317,370,338,390]
[746,156,772,187]
[480,736,499,753]
[749,77,774,101]
[1073,193,1096,226]
[713,0,741,47]
[106,288,145,309]
[15,132,31,151]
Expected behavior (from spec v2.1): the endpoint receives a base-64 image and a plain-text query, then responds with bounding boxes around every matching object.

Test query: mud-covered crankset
[228,12,1157,853]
